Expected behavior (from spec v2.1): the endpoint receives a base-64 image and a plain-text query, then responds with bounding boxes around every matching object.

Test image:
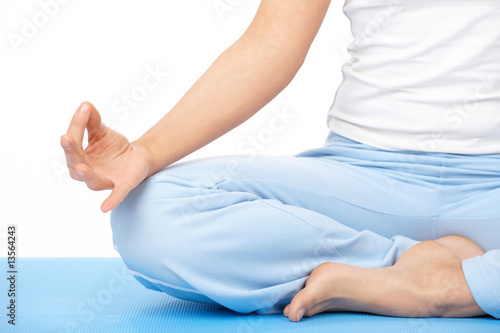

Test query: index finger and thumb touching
[61,102,105,148]
[60,102,106,180]
[61,102,128,212]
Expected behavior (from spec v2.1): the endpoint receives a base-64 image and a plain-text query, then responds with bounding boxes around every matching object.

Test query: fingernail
[75,170,84,177]
[61,139,69,147]
[80,104,88,113]
[283,308,289,317]
[296,308,306,322]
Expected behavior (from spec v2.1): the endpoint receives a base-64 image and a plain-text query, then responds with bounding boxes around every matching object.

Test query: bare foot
[284,237,485,322]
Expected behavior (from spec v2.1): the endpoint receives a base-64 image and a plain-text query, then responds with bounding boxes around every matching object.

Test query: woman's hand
[60,102,155,213]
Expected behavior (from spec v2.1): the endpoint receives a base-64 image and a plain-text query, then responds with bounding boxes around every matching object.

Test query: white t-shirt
[328,0,500,154]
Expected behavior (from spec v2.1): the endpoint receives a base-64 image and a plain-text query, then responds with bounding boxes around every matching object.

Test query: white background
[0,0,351,257]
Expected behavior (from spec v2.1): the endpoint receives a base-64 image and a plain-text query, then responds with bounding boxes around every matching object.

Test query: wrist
[131,139,158,179]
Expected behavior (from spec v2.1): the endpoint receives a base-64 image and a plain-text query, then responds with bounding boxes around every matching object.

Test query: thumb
[86,102,108,140]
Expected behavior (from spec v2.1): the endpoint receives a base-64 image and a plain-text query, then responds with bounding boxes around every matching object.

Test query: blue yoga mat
[1,258,498,332]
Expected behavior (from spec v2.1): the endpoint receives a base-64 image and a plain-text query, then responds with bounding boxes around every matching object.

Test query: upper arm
[240,0,332,66]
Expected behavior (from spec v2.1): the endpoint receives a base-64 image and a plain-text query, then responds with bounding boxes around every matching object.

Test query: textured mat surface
[1,258,498,332]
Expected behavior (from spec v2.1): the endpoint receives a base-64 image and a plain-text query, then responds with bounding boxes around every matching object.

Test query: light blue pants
[110,132,500,316]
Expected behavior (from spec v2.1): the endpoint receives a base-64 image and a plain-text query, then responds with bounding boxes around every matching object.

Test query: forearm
[134,33,305,176]
[133,0,331,177]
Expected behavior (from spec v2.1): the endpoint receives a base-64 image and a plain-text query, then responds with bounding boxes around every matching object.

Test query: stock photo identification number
[7,224,17,326]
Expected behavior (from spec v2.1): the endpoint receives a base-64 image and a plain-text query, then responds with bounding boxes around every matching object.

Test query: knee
[110,191,147,266]
[110,179,169,267]
[109,176,194,269]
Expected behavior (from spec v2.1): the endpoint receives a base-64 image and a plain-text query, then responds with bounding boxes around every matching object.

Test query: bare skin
[61,0,332,213]
[284,235,486,322]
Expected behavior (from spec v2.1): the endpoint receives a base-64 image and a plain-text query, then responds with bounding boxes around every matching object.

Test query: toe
[283,304,289,317]
[287,287,320,322]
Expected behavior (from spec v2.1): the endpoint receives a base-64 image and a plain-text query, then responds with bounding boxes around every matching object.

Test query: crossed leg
[111,137,489,318]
